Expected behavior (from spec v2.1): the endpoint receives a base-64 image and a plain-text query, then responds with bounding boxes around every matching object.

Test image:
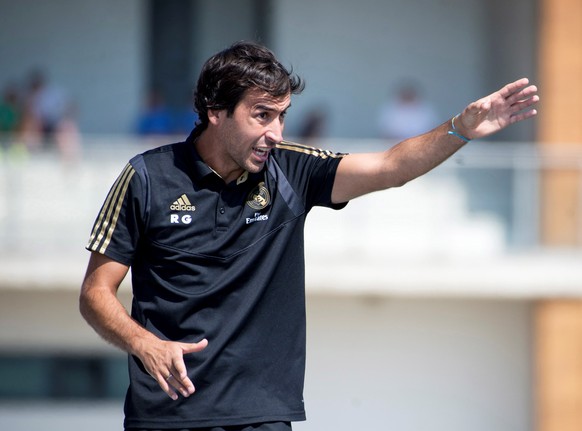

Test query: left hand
[456,77,539,140]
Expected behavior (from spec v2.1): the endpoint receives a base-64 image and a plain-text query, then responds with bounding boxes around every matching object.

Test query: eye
[257,111,270,121]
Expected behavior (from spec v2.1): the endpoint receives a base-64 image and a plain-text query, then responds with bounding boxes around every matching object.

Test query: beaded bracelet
[447,114,471,143]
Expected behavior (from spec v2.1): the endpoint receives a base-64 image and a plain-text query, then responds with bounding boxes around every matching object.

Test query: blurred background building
[0,0,581,430]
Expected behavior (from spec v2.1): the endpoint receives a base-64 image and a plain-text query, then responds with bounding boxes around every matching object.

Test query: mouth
[252,147,270,162]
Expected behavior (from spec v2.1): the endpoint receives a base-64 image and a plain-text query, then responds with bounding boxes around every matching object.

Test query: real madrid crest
[246,182,270,210]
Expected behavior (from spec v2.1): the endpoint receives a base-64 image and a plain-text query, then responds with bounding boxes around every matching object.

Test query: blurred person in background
[0,83,21,136]
[296,105,328,147]
[136,88,199,137]
[0,83,23,159]
[172,92,200,136]
[21,69,69,151]
[54,100,82,165]
[377,80,438,141]
[80,41,538,431]
[136,88,174,136]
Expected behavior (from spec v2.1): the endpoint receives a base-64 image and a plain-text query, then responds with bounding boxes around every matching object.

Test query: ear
[207,108,222,126]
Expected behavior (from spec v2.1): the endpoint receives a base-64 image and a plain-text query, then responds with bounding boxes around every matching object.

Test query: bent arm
[79,252,208,400]
[79,251,152,354]
[332,77,539,203]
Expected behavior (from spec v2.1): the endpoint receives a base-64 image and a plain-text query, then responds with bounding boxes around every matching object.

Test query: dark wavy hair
[192,41,304,135]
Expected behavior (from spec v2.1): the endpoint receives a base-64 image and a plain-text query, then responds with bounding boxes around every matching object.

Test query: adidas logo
[170,194,196,211]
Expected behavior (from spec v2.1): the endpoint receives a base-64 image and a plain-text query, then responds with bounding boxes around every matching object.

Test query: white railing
[2,135,580,256]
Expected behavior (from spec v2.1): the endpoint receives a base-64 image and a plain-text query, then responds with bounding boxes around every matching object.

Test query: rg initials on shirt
[170,214,192,224]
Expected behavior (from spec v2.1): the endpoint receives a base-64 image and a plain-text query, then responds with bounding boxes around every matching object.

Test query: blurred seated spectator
[136,89,174,136]
[0,83,21,135]
[55,101,82,165]
[297,106,328,146]
[377,80,438,140]
[173,106,199,135]
[16,68,71,152]
[26,69,68,144]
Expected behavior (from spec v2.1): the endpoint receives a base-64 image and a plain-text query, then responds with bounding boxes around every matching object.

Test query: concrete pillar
[535,301,582,431]
[537,0,582,245]
[536,1,582,431]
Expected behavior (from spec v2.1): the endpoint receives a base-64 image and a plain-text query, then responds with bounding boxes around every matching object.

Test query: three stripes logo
[170,194,196,212]
[87,163,135,254]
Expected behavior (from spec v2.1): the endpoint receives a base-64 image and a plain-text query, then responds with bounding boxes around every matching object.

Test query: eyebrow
[255,103,291,114]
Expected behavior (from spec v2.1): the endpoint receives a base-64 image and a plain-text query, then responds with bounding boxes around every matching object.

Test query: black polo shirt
[86,132,347,429]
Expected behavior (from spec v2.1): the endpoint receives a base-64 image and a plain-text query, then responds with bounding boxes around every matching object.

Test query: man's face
[211,89,291,178]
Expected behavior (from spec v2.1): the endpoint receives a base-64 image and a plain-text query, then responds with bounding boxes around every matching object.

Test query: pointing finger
[181,338,209,354]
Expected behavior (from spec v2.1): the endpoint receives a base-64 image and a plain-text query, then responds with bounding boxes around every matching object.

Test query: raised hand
[456,78,539,140]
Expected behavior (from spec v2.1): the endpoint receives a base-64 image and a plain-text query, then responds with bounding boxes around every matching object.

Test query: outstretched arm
[331,78,539,203]
[79,252,208,400]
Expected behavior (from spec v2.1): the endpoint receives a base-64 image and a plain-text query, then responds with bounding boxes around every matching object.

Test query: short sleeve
[85,158,148,265]
[273,141,348,211]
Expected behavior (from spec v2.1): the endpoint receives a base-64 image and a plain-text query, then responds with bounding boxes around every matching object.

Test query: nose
[265,118,284,145]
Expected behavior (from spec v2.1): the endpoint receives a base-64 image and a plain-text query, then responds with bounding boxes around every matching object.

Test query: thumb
[479,99,492,112]
[181,338,209,355]
[460,98,490,131]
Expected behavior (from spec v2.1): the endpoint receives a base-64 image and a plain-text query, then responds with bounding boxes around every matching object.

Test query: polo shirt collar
[184,128,257,187]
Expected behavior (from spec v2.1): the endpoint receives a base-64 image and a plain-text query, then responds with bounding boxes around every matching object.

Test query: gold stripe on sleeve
[276,140,345,159]
[87,163,136,253]
[98,167,135,254]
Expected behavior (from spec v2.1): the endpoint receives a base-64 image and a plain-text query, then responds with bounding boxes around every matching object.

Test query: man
[80,41,539,431]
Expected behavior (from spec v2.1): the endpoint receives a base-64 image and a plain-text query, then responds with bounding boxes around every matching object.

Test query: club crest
[246,182,270,210]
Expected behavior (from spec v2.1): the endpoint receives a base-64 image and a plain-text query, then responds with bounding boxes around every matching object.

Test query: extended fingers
[156,370,180,400]
[182,338,209,354]
[509,104,538,124]
[164,367,195,399]
[499,77,531,99]
[502,79,538,107]
[147,339,207,400]
[159,357,195,400]
[508,84,538,105]
[507,85,539,122]
[171,355,195,392]
[510,92,539,112]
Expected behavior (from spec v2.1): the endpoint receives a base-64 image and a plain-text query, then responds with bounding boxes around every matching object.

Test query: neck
[194,130,244,183]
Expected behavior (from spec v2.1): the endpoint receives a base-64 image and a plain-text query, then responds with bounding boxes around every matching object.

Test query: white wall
[299,296,533,431]
[273,0,487,138]
[191,0,261,77]
[0,293,533,431]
